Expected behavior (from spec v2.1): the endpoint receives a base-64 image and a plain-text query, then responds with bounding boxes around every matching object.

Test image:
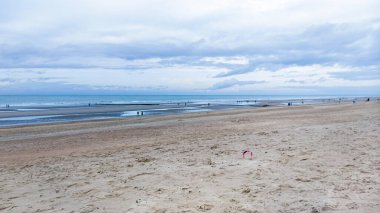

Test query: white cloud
[212,64,380,91]
[201,56,249,65]
[0,65,225,91]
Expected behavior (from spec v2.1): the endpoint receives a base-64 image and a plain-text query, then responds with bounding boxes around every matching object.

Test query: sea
[0,95,370,127]
[0,95,349,107]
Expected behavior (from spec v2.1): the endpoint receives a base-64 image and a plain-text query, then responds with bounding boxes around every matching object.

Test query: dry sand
[0,102,379,212]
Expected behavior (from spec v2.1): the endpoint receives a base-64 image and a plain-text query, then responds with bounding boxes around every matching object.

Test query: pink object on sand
[242,149,253,159]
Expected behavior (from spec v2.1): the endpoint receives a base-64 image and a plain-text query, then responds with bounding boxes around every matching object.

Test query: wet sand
[0,104,171,119]
[0,103,253,127]
[0,102,379,212]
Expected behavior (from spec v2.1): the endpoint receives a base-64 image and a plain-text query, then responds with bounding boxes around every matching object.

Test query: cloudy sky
[0,0,379,95]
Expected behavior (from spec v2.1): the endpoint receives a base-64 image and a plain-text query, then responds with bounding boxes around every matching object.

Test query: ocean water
[0,95,348,107]
[0,95,369,126]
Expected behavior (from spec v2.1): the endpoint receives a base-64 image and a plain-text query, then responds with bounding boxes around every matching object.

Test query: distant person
[353,100,356,104]
[141,111,144,116]
[367,98,370,102]
[288,102,291,106]
[88,103,91,107]
[137,111,140,116]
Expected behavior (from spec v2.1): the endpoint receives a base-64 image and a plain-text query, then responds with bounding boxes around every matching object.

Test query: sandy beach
[0,101,379,212]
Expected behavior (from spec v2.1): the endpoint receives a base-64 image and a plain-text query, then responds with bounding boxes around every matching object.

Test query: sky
[0,0,379,95]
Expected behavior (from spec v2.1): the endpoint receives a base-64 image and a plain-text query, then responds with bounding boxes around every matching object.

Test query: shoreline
[0,104,306,141]
[0,100,358,131]
[0,97,376,127]
[0,101,376,157]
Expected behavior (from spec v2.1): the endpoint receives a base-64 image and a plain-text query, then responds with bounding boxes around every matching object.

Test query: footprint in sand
[128,172,154,180]
[242,188,251,194]
[136,157,155,163]
[197,204,214,212]
[346,202,358,209]
[295,178,312,182]
[210,145,218,150]
[256,132,269,136]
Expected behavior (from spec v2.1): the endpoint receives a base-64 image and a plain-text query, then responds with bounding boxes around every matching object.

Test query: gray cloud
[210,78,265,90]
[286,79,306,84]
[1,21,379,69]
[330,69,380,80]
[211,21,380,78]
